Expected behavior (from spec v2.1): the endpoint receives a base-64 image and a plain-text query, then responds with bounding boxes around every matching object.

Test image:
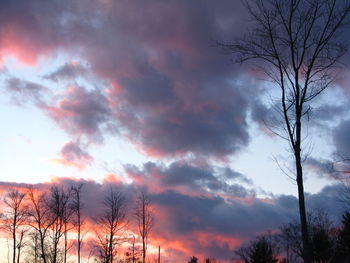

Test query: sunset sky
[1,0,350,262]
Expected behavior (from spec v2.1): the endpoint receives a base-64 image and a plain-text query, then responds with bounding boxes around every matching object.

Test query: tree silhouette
[236,236,278,263]
[71,184,84,263]
[188,256,198,263]
[95,188,127,263]
[46,186,71,263]
[280,211,337,262]
[333,212,350,262]
[311,227,334,262]
[218,1,350,262]
[134,191,154,263]
[24,231,41,263]
[27,187,55,263]
[1,189,28,263]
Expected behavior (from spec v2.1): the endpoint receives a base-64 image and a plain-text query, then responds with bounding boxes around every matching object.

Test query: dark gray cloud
[250,99,270,125]
[0,178,346,261]
[151,184,346,259]
[43,85,114,142]
[152,190,288,237]
[44,63,89,82]
[306,184,347,221]
[95,0,251,157]
[0,0,254,158]
[311,104,348,124]
[125,161,254,197]
[333,119,350,157]
[1,0,350,160]
[305,157,335,179]
[4,77,48,106]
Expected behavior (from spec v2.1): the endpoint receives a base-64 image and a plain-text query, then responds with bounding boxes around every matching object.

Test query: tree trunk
[143,204,146,263]
[158,246,160,263]
[296,160,312,262]
[16,231,24,263]
[77,215,81,263]
[64,224,67,263]
[34,234,38,263]
[12,226,16,263]
[109,233,114,263]
[142,238,146,263]
[132,236,135,263]
[16,245,21,263]
[295,128,311,263]
[40,234,47,263]
[77,226,81,263]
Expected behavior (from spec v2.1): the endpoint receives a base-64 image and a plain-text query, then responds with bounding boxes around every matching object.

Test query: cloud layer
[0,174,346,262]
[0,0,256,160]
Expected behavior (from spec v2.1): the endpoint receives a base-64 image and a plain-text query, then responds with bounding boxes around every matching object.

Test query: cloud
[311,104,348,124]
[333,118,350,158]
[4,77,48,106]
[0,0,255,158]
[43,85,114,142]
[150,184,345,260]
[0,0,71,64]
[0,176,346,262]
[305,157,335,180]
[124,161,254,198]
[95,0,253,157]
[44,62,88,82]
[2,0,350,160]
[52,141,93,169]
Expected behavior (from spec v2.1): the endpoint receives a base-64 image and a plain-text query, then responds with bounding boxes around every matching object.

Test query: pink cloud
[52,141,93,169]
[43,85,112,142]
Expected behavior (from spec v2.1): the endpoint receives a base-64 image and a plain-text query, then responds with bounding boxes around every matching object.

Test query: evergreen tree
[236,236,278,263]
[334,212,350,262]
[188,256,198,263]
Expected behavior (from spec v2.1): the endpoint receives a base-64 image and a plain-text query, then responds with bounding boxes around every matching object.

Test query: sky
[0,0,350,262]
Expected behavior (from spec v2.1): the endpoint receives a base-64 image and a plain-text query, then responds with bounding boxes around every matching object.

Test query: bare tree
[1,189,28,263]
[24,231,41,263]
[218,1,350,262]
[125,234,141,263]
[134,191,154,263]
[95,188,127,263]
[46,186,71,263]
[27,187,56,263]
[279,210,337,262]
[71,184,84,263]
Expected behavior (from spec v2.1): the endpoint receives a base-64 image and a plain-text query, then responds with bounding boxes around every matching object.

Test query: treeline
[235,210,350,263]
[186,211,350,263]
[0,185,154,263]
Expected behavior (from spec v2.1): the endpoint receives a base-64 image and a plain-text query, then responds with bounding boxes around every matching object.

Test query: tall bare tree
[47,186,71,263]
[71,184,84,263]
[134,192,154,263]
[280,210,337,262]
[219,1,350,262]
[25,231,41,263]
[95,188,127,263]
[125,234,141,263]
[27,188,55,263]
[1,189,28,263]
